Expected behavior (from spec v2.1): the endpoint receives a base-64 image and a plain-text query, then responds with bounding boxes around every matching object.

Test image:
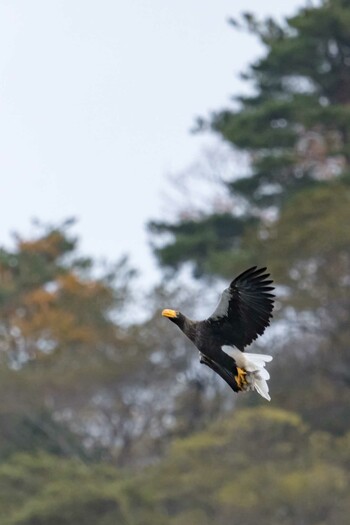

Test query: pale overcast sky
[0,0,304,283]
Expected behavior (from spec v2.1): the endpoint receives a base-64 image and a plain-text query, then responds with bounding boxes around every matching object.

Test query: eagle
[162,266,275,400]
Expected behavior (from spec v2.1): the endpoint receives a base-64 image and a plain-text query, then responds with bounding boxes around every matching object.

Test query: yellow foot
[235,367,247,390]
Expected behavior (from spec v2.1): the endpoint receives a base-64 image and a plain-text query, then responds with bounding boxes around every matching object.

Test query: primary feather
[208,266,275,350]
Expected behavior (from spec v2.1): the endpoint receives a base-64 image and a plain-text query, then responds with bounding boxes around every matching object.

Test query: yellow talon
[235,367,247,390]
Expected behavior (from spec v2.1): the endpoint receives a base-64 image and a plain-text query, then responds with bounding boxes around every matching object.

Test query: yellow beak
[162,309,178,319]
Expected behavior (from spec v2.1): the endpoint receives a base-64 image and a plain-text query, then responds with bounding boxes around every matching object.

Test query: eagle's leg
[235,367,248,390]
[199,354,240,393]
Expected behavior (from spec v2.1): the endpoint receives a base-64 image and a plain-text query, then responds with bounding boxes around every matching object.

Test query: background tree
[149,0,350,434]
[150,0,350,278]
[0,220,230,467]
[0,219,135,462]
[3,406,349,525]
[2,1,350,523]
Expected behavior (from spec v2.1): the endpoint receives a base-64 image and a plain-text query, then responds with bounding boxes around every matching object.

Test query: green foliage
[0,221,142,463]
[132,407,350,525]
[149,213,257,278]
[265,180,350,293]
[2,2,350,523]
[3,407,348,525]
[0,221,229,467]
[0,453,124,525]
[0,411,86,461]
[147,0,350,437]
[149,0,350,276]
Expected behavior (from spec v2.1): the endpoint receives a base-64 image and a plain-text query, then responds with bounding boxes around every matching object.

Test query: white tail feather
[253,378,271,401]
[222,346,273,401]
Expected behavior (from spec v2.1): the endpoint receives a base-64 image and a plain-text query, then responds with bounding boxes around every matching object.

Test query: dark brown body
[179,316,240,391]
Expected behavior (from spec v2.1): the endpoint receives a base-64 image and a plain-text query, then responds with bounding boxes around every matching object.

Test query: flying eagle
[162,266,275,400]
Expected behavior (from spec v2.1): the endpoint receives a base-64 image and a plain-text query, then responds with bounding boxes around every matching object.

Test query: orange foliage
[19,231,68,260]
[22,288,55,309]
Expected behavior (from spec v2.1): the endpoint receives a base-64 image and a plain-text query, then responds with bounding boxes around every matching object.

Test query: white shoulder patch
[211,288,231,319]
[222,345,245,367]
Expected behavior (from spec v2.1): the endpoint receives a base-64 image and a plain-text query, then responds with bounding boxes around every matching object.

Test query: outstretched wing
[206,266,275,350]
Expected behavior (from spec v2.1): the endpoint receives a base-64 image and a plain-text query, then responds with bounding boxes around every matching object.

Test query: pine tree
[150,0,350,278]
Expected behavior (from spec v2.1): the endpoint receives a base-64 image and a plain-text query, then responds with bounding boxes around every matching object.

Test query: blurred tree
[133,407,350,525]
[0,221,229,465]
[149,0,350,278]
[257,181,350,432]
[149,213,257,279]
[148,0,350,435]
[0,219,136,462]
[2,407,349,525]
[2,2,350,522]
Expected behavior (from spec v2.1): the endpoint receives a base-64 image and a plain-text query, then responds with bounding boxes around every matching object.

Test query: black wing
[206,266,275,351]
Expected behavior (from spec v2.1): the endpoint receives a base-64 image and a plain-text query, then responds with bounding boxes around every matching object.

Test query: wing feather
[207,266,275,350]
